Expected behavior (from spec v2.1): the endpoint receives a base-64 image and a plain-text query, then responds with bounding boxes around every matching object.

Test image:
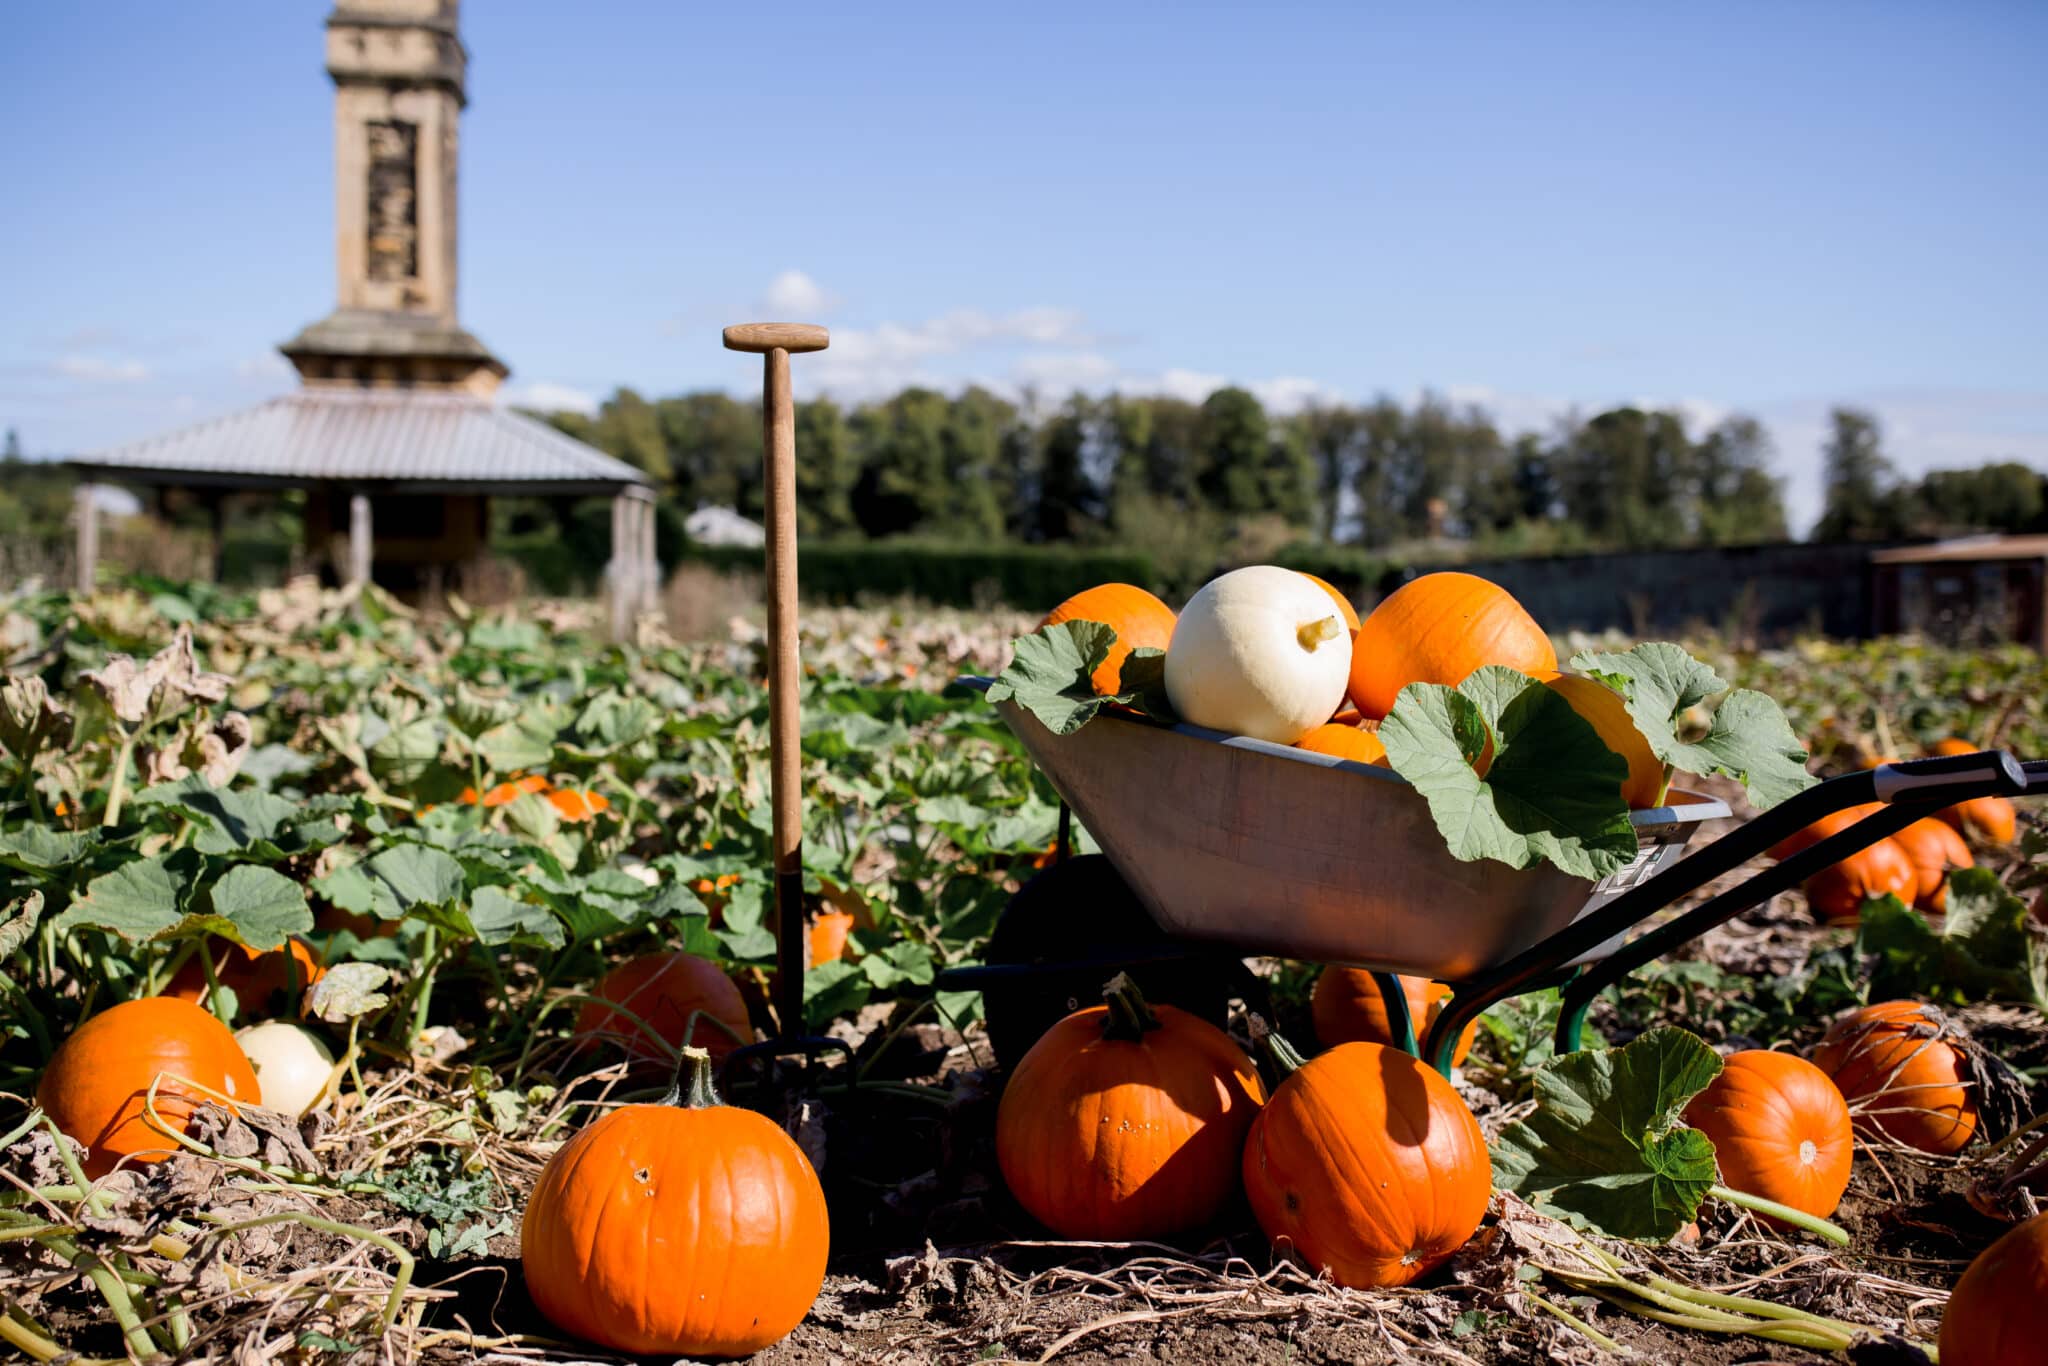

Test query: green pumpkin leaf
[984,623,1171,737]
[1570,642,1814,809]
[713,881,776,960]
[460,885,566,949]
[362,844,466,920]
[1379,665,1637,879]
[0,826,100,873]
[477,706,562,773]
[1857,870,2048,1012]
[1491,1027,1724,1241]
[55,850,199,940]
[202,865,313,949]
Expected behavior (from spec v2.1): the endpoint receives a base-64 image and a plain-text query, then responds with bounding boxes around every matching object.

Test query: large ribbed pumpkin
[574,952,754,1062]
[1543,673,1665,808]
[996,974,1264,1240]
[1802,838,1916,924]
[1243,1037,1490,1288]
[38,997,261,1177]
[1346,572,1556,719]
[1310,968,1475,1068]
[1940,1211,2048,1365]
[1042,583,1177,696]
[1682,1050,1853,1221]
[522,1047,828,1356]
[167,938,325,1018]
[1812,1001,1978,1154]
[1889,817,1973,913]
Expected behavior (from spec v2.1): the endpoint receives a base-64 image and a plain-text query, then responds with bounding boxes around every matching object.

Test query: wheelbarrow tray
[973,683,1729,980]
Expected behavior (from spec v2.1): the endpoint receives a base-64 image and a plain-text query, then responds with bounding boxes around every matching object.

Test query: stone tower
[281,0,506,394]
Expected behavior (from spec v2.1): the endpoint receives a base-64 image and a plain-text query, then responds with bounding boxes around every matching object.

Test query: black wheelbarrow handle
[1423,750,2035,1073]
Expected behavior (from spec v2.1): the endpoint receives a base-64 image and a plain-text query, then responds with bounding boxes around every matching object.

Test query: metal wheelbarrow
[934,680,2047,1076]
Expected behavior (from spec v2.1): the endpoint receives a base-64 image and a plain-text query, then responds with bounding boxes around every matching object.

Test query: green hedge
[1270,543,1403,605]
[681,540,1159,608]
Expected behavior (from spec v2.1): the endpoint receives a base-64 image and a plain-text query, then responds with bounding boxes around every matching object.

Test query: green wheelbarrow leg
[1555,982,1594,1056]
[1371,971,1420,1058]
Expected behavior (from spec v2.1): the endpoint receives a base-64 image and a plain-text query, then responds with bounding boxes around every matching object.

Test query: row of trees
[1816,409,2046,542]
[542,388,1810,556]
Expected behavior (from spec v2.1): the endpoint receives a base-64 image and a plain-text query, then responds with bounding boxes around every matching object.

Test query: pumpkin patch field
[3,573,2048,1364]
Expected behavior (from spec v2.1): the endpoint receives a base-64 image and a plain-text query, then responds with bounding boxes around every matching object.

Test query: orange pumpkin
[809,910,856,967]
[546,789,610,822]
[1888,817,1973,913]
[996,973,1265,1240]
[1346,572,1556,719]
[37,997,261,1177]
[1940,1211,2048,1366]
[1766,803,1886,862]
[1682,1050,1853,1221]
[574,952,755,1062]
[1922,740,2020,846]
[1812,1001,1978,1154]
[1543,673,1665,808]
[316,903,397,940]
[1244,1037,1490,1288]
[1939,795,2018,847]
[167,938,326,1017]
[1310,967,1476,1068]
[1295,722,1388,766]
[521,1046,828,1356]
[1802,837,1915,924]
[1042,583,1177,696]
[1298,573,1361,634]
[461,773,551,806]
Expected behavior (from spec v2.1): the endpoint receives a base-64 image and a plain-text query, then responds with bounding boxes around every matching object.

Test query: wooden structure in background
[67,1,658,637]
[1871,535,2048,650]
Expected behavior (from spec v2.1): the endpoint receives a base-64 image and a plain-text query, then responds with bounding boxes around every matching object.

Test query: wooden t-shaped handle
[724,321,828,1042]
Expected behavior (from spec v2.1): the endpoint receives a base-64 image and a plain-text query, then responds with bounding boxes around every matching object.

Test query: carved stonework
[365,120,418,283]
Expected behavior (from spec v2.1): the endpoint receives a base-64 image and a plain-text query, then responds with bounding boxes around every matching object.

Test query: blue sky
[6,1,2045,532]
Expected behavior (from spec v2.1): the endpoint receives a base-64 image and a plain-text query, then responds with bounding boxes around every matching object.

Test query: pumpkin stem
[1099,972,1163,1043]
[659,1045,723,1110]
[1248,1013,1310,1077]
[1296,615,1341,652]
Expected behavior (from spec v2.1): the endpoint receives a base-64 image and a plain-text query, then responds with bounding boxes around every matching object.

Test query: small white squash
[1165,566,1352,744]
[236,1022,337,1117]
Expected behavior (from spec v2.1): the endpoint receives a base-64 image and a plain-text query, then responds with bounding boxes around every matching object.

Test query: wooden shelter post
[348,492,372,587]
[638,493,660,617]
[72,484,98,595]
[608,491,633,643]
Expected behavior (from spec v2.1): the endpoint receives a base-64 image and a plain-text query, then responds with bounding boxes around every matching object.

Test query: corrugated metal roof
[1872,535,2048,565]
[71,389,651,493]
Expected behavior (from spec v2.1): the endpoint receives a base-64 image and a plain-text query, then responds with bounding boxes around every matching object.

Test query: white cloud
[809,307,1098,397]
[53,355,150,384]
[1009,351,1122,392]
[760,269,836,317]
[1249,376,1344,415]
[501,380,600,416]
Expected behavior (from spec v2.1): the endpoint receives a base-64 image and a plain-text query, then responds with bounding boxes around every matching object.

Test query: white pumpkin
[1165,565,1352,744]
[236,1022,337,1117]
